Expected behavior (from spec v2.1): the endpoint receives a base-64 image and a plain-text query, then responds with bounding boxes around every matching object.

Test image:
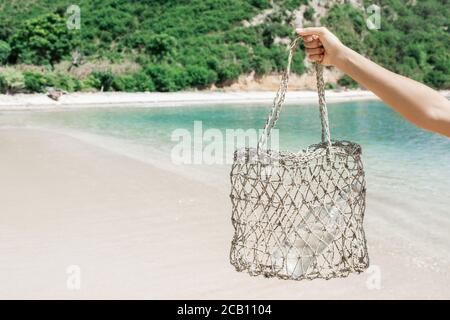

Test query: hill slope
[0,0,448,93]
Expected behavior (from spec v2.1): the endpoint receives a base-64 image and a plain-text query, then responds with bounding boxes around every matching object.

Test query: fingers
[303,35,325,56]
[302,34,319,43]
[304,39,322,48]
[307,54,324,62]
[296,27,327,37]
[306,47,324,55]
[296,27,327,63]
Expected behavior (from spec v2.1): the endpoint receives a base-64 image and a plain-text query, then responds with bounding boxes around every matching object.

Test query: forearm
[336,47,450,136]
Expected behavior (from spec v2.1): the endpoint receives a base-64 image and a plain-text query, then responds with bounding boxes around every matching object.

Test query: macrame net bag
[229,38,369,281]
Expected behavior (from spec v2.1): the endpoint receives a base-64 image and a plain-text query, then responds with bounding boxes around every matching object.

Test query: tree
[112,72,156,92]
[90,71,114,92]
[321,4,365,53]
[291,50,305,75]
[23,71,48,92]
[145,34,177,61]
[0,69,25,94]
[185,65,217,88]
[303,7,315,21]
[0,40,11,64]
[338,75,358,89]
[0,74,7,93]
[145,64,187,92]
[216,63,241,85]
[9,13,77,66]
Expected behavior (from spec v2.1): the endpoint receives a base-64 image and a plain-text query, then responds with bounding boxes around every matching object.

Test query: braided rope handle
[257,37,331,153]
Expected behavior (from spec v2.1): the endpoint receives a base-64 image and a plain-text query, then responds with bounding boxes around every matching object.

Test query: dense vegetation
[323,0,450,89]
[0,0,448,93]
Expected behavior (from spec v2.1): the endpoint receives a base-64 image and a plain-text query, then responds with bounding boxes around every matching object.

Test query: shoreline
[0,90,384,110]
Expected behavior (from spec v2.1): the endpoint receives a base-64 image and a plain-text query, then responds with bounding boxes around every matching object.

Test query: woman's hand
[295,27,348,67]
[295,27,450,137]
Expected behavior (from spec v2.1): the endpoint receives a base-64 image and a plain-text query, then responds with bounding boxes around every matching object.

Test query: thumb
[296,27,326,36]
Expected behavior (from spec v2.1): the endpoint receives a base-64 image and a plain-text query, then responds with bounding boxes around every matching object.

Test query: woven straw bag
[229,38,369,281]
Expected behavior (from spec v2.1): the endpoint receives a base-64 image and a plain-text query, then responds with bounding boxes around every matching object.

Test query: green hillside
[0,0,448,93]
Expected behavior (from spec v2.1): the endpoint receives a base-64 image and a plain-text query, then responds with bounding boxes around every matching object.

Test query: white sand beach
[0,90,382,110]
[1,127,449,299]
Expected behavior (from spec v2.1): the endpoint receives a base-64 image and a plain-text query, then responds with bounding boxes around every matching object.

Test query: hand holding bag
[229,38,369,281]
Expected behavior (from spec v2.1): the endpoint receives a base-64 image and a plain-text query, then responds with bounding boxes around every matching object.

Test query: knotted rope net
[229,38,369,281]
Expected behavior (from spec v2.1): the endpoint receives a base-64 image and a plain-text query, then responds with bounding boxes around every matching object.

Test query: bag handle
[257,37,332,153]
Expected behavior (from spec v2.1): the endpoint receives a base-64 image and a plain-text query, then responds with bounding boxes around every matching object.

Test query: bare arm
[296,27,450,137]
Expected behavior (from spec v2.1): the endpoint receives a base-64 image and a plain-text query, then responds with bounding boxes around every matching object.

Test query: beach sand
[1,90,449,111]
[0,90,382,110]
[1,127,449,299]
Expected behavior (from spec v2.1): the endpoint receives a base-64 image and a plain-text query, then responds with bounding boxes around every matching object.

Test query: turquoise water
[1,101,449,202]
